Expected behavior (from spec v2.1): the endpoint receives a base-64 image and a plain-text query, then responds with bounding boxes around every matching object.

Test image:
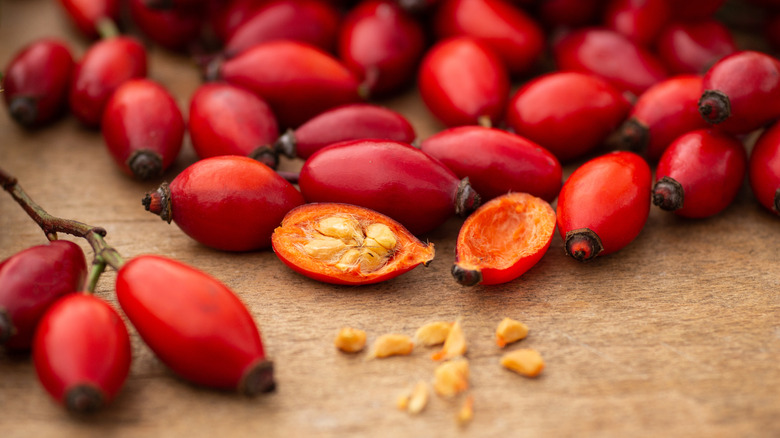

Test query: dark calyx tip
[240,359,276,396]
[65,385,105,414]
[203,57,223,82]
[273,129,297,159]
[455,178,481,217]
[698,89,731,125]
[564,228,604,262]
[617,118,649,153]
[9,96,38,127]
[127,150,163,180]
[0,309,14,344]
[142,181,172,223]
[248,145,279,169]
[653,176,684,211]
[451,264,482,287]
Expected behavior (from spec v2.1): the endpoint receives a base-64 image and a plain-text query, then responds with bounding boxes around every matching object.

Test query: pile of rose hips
[3,0,780,414]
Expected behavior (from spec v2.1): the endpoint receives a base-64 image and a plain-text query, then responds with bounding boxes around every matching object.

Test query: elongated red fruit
[749,120,780,215]
[102,79,184,180]
[553,28,668,96]
[615,75,709,161]
[115,255,275,395]
[188,82,279,163]
[209,0,266,42]
[603,0,671,46]
[433,0,545,75]
[57,0,121,39]
[672,0,725,20]
[656,19,736,75]
[698,51,780,135]
[557,151,651,261]
[298,139,481,235]
[224,0,340,57]
[653,129,746,218]
[70,36,148,127]
[143,156,305,251]
[2,39,74,127]
[420,126,562,202]
[0,240,87,350]
[274,103,416,161]
[129,0,205,51]
[418,37,509,127]
[206,40,362,128]
[33,293,131,413]
[337,0,426,97]
[506,71,630,162]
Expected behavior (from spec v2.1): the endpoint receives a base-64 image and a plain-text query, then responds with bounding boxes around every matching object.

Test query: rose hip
[656,20,737,75]
[272,203,435,285]
[537,0,605,28]
[33,294,131,413]
[653,129,747,218]
[337,0,426,97]
[143,156,304,251]
[452,192,556,286]
[69,36,148,127]
[206,40,362,128]
[0,240,87,351]
[672,0,725,20]
[298,139,481,235]
[433,0,545,75]
[420,126,562,202]
[101,79,185,180]
[209,0,266,42]
[506,71,631,162]
[418,37,509,127]
[2,38,74,127]
[223,0,340,57]
[603,0,671,46]
[616,75,709,162]
[116,255,275,395]
[749,120,780,215]
[129,0,205,51]
[274,103,416,162]
[557,151,652,261]
[188,83,279,164]
[143,0,208,8]
[698,51,780,135]
[57,0,121,39]
[553,28,668,97]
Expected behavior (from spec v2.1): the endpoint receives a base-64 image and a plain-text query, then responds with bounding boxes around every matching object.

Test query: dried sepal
[433,358,469,397]
[414,321,453,347]
[495,317,529,348]
[500,348,545,377]
[369,333,414,359]
[334,327,367,353]
[431,318,467,361]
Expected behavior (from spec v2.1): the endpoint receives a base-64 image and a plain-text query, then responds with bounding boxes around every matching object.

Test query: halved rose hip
[452,192,556,286]
[272,203,435,285]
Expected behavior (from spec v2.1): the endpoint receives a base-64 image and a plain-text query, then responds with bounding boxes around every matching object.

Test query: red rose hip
[603,0,671,46]
[749,120,780,215]
[129,0,205,51]
[655,19,737,75]
[57,0,122,39]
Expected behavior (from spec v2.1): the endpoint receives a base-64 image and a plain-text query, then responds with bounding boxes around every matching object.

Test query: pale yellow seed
[431,318,467,361]
[370,334,414,358]
[406,380,430,415]
[334,327,367,353]
[334,248,361,271]
[501,348,545,377]
[414,321,453,347]
[364,223,397,255]
[457,395,474,426]
[433,358,469,397]
[396,392,410,411]
[303,236,348,261]
[358,248,385,272]
[495,317,529,348]
[316,216,363,242]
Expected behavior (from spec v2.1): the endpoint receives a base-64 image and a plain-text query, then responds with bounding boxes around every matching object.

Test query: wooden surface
[1,1,779,437]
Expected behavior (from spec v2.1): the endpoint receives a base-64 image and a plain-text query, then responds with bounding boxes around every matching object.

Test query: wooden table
[1,1,778,436]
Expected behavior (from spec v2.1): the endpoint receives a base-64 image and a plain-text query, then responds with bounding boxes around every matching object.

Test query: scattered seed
[414,321,453,347]
[495,317,529,348]
[501,348,544,377]
[369,333,414,358]
[334,327,367,353]
[433,358,469,397]
[406,380,430,415]
[431,318,466,361]
[457,394,474,426]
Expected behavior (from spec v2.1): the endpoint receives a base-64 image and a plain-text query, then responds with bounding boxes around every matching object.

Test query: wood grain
[1,1,779,437]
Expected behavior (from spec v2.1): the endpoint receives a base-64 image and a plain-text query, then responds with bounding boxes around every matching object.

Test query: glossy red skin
[188,83,278,159]
[557,151,652,257]
[33,294,131,409]
[749,120,780,215]
[537,0,606,27]
[553,28,668,97]
[420,126,562,202]
[214,40,362,128]
[433,0,544,75]
[129,0,205,51]
[115,255,267,391]
[624,75,709,161]
[290,103,416,159]
[224,0,340,57]
[101,79,184,179]
[0,241,87,351]
[337,0,426,97]
[603,0,670,46]
[209,0,266,42]
[69,37,148,127]
[655,129,747,218]
[57,0,121,39]
[299,139,467,235]
[672,0,726,20]
[700,51,780,135]
[2,39,74,127]
[656,20,737,75]
[418,37,509,127]
[168,156,304,251]
[506,71,630,162]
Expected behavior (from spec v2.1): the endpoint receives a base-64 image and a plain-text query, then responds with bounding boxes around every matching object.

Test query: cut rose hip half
[271,203,435,285]
[452,192,556,286]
